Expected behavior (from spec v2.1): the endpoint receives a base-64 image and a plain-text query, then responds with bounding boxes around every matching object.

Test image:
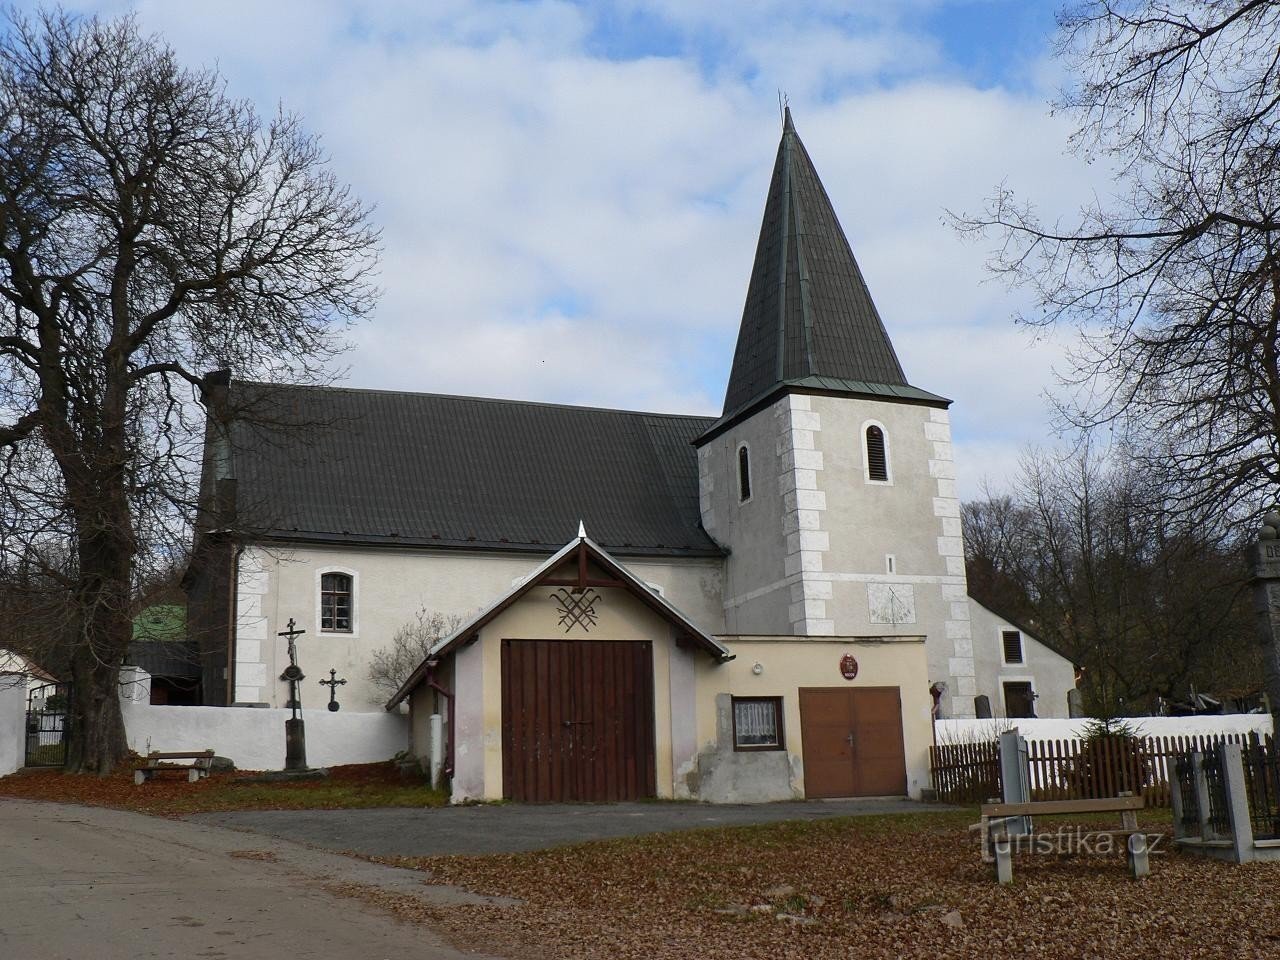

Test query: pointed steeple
[714,109,944,426]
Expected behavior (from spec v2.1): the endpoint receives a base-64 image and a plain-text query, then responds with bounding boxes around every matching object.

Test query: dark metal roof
[222,382,723,557]
[717,108,939,426]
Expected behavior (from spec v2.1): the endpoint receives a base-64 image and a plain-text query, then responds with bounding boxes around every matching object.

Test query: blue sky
[29,0,1093,498]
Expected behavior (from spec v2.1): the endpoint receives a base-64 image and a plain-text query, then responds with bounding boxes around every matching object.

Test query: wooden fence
[929,732,1261,806]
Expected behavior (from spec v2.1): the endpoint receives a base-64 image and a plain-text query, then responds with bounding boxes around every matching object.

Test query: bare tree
[965,442,1259,714]
[368,609,462,697]
[0,11,378,773]
[952,1,1280,521]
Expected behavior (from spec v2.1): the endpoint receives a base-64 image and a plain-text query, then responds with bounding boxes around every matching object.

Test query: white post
[428,713,444,789]
[0,680,25,776]
[1219,742,1255,864]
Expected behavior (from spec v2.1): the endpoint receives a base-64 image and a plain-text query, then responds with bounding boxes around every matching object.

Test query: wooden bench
[134,750,215,785]
[976,794,1156,883]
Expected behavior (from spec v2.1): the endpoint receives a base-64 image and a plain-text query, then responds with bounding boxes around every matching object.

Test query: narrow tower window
[866,426,888,482]
[737,444,752,502]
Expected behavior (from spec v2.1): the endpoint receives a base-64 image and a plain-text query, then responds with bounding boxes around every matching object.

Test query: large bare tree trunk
[62,481,134,774]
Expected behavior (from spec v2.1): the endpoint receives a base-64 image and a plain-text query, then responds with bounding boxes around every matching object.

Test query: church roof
[218,381,722,558]
[705,108,947,442]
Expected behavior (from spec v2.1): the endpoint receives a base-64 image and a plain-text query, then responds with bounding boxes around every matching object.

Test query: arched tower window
[865,425,889,482]
[320,572,353,632]
[737,444,752,502]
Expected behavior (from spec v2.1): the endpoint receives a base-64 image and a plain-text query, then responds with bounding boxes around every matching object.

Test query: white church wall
[237,542,724,713]
[120,698,408,770]
[810,396,975,718]
[0,678,25,776]
[698,389,976,718]
[964,601,1078,720]
[700,395,796,635]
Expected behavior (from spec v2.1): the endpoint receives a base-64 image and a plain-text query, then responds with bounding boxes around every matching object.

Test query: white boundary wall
[0,678,24,776]
[936,715,1273,744]
[121,700,409,771]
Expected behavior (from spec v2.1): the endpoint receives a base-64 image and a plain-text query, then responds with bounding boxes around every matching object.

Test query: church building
[185,109,1076,803]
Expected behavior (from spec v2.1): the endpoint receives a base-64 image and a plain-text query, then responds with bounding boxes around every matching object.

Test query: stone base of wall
[686,693,803,803]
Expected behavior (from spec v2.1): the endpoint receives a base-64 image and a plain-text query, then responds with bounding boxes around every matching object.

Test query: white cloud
[49,0,1109,499]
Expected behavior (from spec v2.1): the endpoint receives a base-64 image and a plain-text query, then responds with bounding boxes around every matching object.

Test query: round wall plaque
[839,653,858,680]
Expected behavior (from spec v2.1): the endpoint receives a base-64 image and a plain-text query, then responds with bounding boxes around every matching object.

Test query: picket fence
[929,732,1263,806]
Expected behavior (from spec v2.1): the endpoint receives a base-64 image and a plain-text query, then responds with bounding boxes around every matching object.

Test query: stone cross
[1249,511,1280,728]
[276,618,308,772]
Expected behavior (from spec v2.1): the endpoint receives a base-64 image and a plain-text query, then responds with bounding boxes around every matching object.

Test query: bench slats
[146,750,214,760]
[981,796,1144,817]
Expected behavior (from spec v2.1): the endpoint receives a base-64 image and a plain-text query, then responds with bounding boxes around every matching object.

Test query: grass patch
[0,760,448,816]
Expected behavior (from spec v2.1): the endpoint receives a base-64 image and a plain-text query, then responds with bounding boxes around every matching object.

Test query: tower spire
[717,109,931,420]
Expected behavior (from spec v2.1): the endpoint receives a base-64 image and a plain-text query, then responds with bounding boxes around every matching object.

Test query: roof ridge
[231,379,718,422]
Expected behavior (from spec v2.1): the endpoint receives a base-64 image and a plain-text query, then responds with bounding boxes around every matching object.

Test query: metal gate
[25,681,70,767]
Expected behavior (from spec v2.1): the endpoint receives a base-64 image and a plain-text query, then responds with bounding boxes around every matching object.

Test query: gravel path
[188,797,954,856]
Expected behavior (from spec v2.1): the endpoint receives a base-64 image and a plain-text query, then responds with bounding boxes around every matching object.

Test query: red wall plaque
[839,653,858,680]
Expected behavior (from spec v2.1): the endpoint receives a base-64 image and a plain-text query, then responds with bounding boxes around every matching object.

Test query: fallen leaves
[0,761,448,815]
[369,811,1280,960]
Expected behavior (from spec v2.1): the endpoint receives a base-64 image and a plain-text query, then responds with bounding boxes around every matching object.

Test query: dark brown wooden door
[799,687,907,798]
[501,639,656,802]
[1003,682,1036,719]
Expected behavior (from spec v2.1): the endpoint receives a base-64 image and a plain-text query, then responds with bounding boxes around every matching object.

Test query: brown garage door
[501,639,656,802]
[799,687,907,799]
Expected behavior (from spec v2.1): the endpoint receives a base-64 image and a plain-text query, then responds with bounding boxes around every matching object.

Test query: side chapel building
[186,110,1076,803]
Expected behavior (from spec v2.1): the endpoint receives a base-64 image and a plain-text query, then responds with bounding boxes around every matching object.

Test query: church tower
[696,109,976,718]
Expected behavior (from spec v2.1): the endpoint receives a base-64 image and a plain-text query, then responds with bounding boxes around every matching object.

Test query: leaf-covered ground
[0,761,447,815]
[365,811,1280,960]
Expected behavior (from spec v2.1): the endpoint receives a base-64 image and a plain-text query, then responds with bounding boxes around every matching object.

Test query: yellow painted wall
[444,578,934,802]
[693,636,933,798]
[471,582,679,800]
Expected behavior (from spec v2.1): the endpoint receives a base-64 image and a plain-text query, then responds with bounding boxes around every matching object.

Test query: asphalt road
[0,798,509,960]
[191,796,945,857]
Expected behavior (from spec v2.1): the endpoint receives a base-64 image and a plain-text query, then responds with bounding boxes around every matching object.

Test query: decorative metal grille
[1174,752,1202,834]
[551,588,600,632]
[1243,736,1280,841]
[1202,752,1232,835]
[25,681,70,767]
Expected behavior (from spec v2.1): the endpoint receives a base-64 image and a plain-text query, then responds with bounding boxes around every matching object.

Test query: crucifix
[277,618,309,771]
[319,668,347,712]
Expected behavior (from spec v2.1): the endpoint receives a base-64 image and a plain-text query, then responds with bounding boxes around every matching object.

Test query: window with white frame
[732,696,783,750]
[1002,629,1024,664]
[320,572,354,632]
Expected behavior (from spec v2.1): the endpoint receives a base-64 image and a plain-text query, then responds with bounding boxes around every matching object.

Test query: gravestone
[974,694,993,719]
[1067,687,1085,719]
[1249,511,1280,733]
